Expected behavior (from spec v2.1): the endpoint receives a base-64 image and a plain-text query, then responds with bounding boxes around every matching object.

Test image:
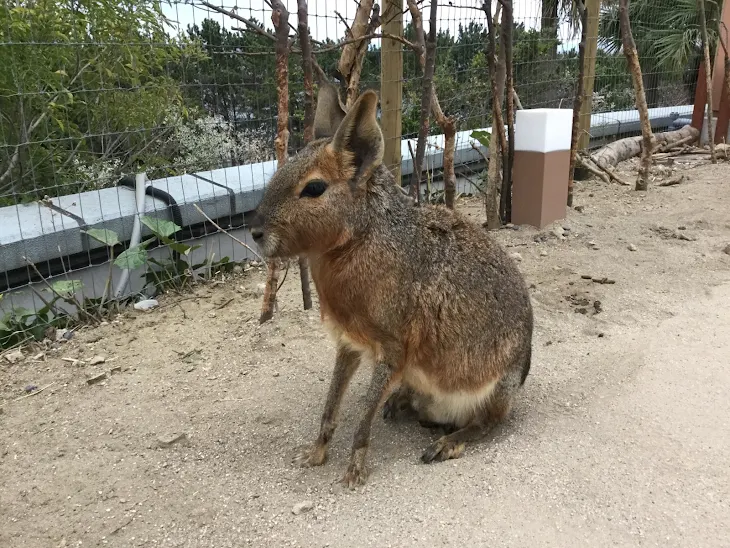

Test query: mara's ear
[313,83,346,140]
[331,90,384,181]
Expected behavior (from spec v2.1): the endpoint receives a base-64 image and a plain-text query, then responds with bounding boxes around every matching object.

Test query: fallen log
[591,124,699,170]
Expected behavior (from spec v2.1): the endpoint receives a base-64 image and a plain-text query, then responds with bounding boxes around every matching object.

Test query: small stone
[540,250,548,257]
[255,283,266,296]
[25,384,38,393]
[505,223,514,229]
[134,299,159,311]
[110,365,122,375]
[208,311,217,318]
[157,433,189,448]
[232,265,244,275]
[551,226,565,239]
[86,372,107,385]
[509,252,523,262]
[272,372,280,377]
[677,226,686,231]
[89,355,106,366]
[292,500,314,515]
[628,244,637,252]
[574,205,585,213]
[678,233,696,242]
[562,226,571,232]
[723,244,730,255]
[3,350,24,364]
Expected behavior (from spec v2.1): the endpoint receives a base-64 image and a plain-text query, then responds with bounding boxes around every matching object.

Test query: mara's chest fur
[309,252,386,355]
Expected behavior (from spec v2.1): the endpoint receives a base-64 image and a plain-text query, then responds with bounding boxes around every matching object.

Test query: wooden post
[692,0,730,142]
[577,0,599,151]
[381,0,403,183]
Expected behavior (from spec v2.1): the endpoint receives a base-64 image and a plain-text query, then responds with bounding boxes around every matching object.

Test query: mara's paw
[382,390,412,421]
[421,437,466,464]
[341,461,369,489]
[293,444,327,468]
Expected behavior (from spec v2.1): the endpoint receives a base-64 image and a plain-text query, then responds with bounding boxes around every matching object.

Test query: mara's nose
[251,228,264,242]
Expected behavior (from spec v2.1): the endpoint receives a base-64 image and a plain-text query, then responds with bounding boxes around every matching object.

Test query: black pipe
[116,175,184,263]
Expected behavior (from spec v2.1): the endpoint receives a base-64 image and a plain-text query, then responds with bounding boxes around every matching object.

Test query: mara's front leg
[294,344,361,467]
[342,361,401,488]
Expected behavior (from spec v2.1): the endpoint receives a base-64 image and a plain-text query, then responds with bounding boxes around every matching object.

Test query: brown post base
[512,150,570,228]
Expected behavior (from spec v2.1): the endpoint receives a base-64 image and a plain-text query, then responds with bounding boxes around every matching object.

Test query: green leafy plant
[470,130,492,148]
[0,283,81,349]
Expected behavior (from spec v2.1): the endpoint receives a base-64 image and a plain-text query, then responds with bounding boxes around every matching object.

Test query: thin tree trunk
[406,0,457,208]
[297,0,314,311]
[337,0,378,108]
[260,0,290,324]
[501,0,515,222]
[408,0,438,202]
[568,0,588,207]
[618,0,654,191]
[484,4,505,229]
[484,0,509,227]
[698,0,717,163]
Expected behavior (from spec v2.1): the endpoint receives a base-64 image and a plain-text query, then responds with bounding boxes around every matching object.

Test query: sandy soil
[2,161,730,548]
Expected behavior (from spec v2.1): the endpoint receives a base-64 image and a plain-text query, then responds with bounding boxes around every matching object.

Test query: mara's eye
[299,180,328,198]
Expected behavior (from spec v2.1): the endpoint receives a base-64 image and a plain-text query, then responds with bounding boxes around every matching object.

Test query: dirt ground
[2,160,730,548]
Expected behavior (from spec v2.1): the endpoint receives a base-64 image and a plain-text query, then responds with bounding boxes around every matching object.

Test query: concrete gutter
[0,104,693,290]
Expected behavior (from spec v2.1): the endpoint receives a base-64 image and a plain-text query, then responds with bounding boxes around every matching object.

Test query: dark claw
[421,443,441,464]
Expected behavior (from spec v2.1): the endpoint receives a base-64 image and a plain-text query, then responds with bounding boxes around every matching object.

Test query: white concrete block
[514,108,573,153]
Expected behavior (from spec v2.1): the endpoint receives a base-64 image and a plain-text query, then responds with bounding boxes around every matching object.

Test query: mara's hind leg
[420,372,521,464]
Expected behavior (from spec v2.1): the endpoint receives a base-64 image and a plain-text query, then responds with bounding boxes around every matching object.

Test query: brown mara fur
[250,84,534,488]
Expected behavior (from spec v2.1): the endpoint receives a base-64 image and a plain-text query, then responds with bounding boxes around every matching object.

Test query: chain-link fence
[0,0,713,348]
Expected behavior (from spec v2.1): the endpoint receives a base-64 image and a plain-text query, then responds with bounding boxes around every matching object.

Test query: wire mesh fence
[0,0,714,348]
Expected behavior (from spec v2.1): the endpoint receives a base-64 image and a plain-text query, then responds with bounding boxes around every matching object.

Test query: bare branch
[335,10,353,38]
[198,0,278,42]
[193,204,265,262]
